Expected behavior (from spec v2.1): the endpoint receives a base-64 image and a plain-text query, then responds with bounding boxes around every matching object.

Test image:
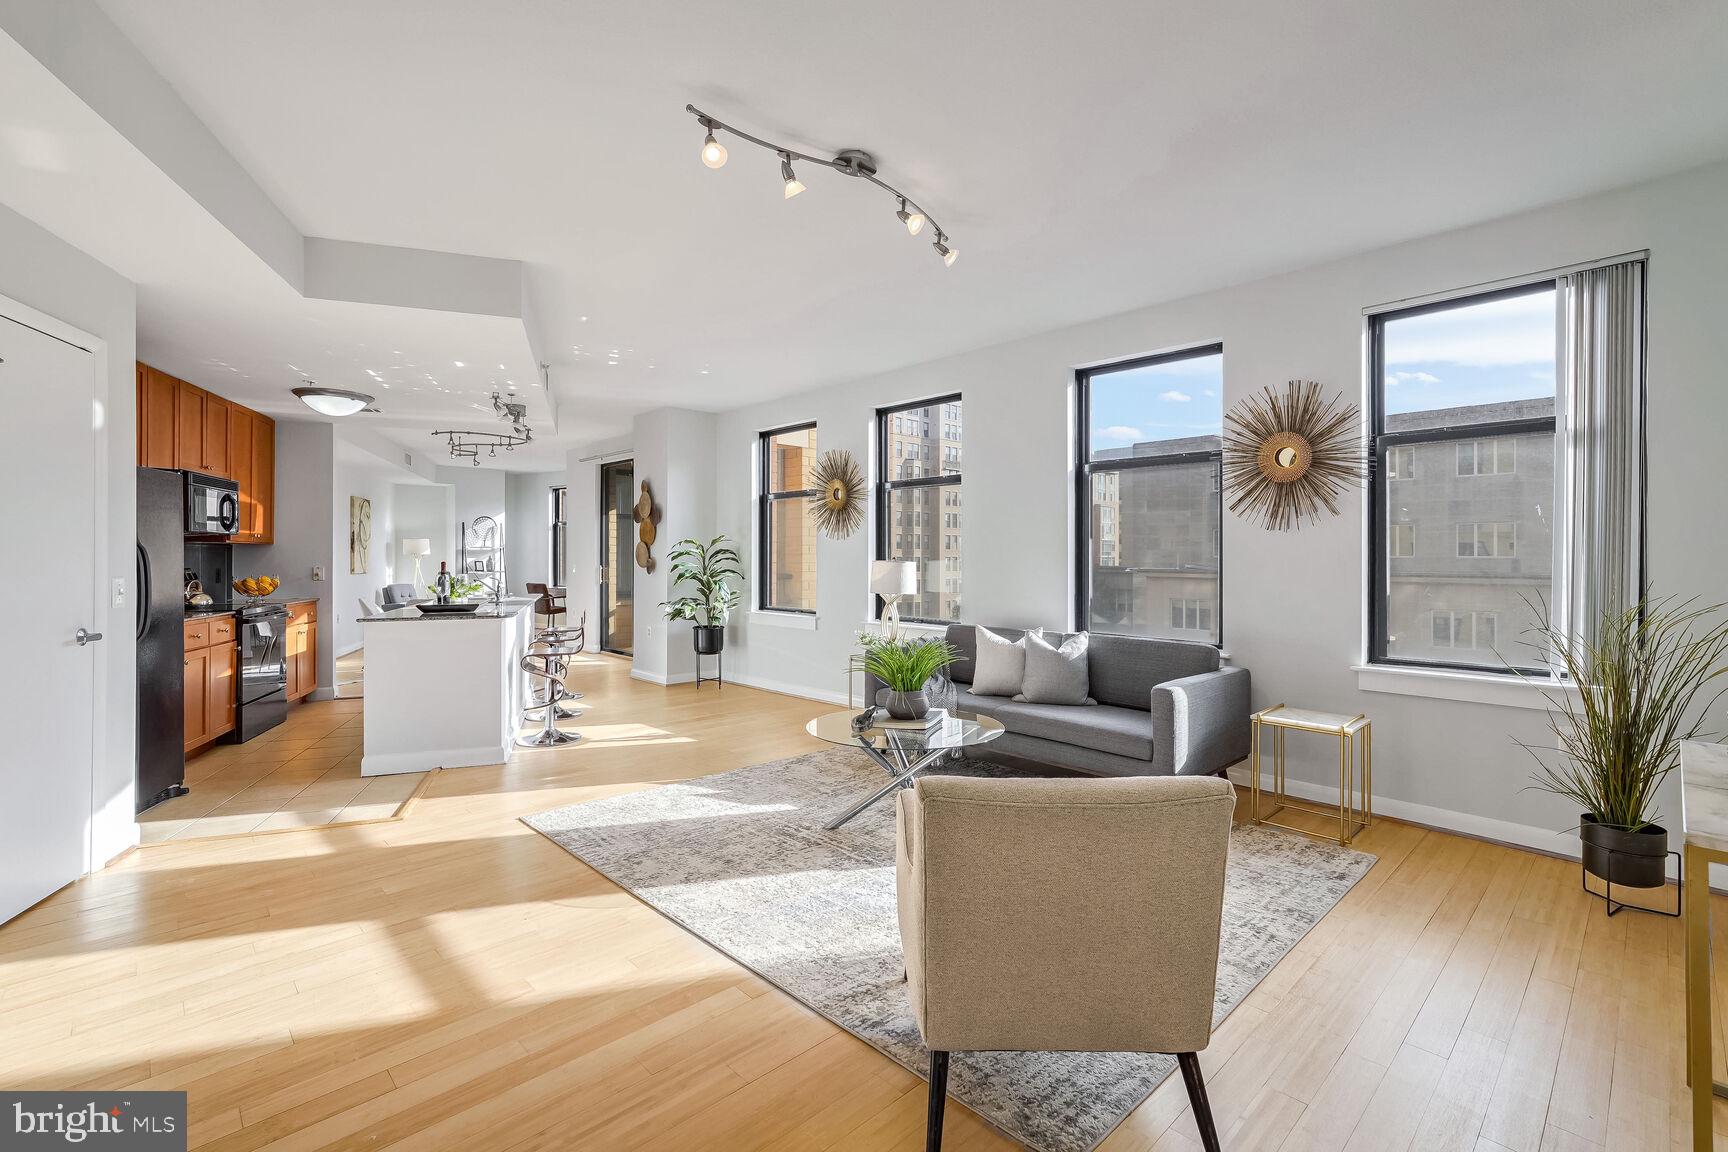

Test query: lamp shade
[403,538,432,558]
[869,560,917,597]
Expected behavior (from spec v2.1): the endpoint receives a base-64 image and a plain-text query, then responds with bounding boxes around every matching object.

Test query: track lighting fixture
[896,198,925,237]
[932,232,958,267]
[687,104,956,266]
[700,128,727,169]
[779,153,805,199]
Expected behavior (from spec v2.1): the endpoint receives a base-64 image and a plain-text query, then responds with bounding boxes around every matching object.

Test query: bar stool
[528,612,587,717]
[518,641,583,747]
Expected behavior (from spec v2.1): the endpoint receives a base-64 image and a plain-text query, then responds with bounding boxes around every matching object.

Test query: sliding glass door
[599,460,635,655]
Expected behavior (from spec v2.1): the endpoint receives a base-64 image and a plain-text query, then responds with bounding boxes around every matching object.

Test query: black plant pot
[1579,814,1668,890]
[693,625,726,656]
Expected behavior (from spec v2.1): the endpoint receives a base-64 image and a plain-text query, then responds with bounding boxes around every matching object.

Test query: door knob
[75,628,104,646]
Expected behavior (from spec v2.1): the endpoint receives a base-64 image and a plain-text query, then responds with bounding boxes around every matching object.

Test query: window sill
[860,619,952,637]
[1352,663,1577,711]
[750,609,818,631]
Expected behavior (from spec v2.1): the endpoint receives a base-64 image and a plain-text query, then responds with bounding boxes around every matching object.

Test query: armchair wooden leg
[1177,1052,1221,1152]
[926,1050,949,1151]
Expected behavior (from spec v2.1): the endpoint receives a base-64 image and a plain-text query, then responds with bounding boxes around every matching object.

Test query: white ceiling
[10,1,1728,466]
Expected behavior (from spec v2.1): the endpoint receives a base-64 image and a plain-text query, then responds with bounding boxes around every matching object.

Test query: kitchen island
[358,597,539,776]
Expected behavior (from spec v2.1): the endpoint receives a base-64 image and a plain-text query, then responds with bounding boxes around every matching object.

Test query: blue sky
[1088,289,1556,449]
[1383,288,1555,415]
[1089,353,1224,448]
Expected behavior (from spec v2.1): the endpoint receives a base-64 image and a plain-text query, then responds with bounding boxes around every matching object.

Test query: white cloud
[1098,425,1144,443]
[1385,370,1441,387]
[1158,390,1192,403]
[1385,290,1556,367]
[1203,387,1216,397]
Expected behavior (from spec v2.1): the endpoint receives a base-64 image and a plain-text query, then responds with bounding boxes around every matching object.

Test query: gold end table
[1250,704,1371,846]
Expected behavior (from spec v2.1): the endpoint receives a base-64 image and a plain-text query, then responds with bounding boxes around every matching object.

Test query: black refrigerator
[136,467,188,812]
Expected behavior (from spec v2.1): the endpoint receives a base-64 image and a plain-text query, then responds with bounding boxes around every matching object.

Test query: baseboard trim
[1220,764,1684,875]
[629,668,695,686]
[362,745,508,777]
[336,640,364,658]
[726,673,850,707]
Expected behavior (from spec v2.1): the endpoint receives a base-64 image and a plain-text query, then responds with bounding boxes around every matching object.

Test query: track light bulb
[701,131,727,169]
[933,235,957,267]
[780,155,805,199]
[897,200,925,236]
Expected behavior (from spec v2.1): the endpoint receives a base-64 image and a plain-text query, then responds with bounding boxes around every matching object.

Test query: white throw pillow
[971,625,1037,697]
[1015,631,1094,706]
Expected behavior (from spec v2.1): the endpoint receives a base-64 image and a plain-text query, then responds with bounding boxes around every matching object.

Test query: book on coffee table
[874,708,948,731]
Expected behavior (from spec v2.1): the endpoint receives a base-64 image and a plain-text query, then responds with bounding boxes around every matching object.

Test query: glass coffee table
[805,708,1005,830]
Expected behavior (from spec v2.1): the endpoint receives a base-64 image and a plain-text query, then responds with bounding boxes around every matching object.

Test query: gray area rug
[524,748,1375,1152]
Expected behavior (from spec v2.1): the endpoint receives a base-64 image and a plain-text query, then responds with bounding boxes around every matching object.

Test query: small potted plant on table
[1524,596,1728,895]
[661,535,743,659]
[861,634,960,721]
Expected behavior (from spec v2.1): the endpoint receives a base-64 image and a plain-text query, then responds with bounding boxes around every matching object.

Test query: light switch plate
[312,565,325,581]
[112,577,126,607]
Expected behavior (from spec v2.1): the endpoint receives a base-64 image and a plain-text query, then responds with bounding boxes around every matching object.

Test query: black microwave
[184,470,239,536]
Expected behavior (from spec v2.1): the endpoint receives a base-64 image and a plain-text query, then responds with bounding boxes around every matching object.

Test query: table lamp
[403,538,432,587]
[870,560,918,640]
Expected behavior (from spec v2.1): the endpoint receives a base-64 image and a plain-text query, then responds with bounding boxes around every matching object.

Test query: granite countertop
[183,605,236,619]
[361,596,537,623]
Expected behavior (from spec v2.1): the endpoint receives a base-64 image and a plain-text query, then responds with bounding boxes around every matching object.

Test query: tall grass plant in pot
[862,634,960,720]
[1521,596,1728,890]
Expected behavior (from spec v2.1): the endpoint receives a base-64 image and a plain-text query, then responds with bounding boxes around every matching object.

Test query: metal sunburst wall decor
[1222,380,1366,531]
[807,449,866,539]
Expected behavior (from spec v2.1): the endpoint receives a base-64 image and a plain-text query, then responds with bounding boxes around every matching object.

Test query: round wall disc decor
[807,449,865,539]
[1222,380,1365,531]
[632,480,660,572]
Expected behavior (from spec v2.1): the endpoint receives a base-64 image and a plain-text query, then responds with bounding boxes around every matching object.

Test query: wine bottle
[434,561,452,604]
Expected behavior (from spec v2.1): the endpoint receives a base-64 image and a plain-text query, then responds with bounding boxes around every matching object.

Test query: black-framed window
[1075,345,1223,644]
[549,485,568,586]
[1369,282,1558,673]
[876,396,962,623]
[758,423,818,612]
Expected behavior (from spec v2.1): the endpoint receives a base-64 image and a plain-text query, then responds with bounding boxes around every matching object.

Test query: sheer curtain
[1560,259,1644,649]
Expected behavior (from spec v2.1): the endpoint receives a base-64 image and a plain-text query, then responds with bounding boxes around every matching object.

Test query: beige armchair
[895,774,1235,1152]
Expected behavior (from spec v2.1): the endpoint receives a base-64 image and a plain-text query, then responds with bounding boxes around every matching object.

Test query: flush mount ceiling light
[686,104,955,266]
[292,384,373,417]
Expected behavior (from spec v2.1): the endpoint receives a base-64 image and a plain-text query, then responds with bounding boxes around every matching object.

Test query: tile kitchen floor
[136,698,425,843]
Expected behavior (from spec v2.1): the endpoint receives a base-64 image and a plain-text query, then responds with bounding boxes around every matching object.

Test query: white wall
[392,481,454,592]
[631,409,717,682]
[504,469,565,594]
[706,159,1728,852]
[436,464,506,579]
[332,465,396,653]
[0,199,137,868]
[254,419,336,697]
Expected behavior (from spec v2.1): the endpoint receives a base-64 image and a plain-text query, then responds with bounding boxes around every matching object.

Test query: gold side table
[1250,704,1371,847]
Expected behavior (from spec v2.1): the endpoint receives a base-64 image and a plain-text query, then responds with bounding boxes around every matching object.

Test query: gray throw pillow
[1015,631,1094,706]
[971,625,1036,697]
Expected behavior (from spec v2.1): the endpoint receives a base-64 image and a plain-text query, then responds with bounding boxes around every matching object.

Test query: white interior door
[0,311,95,925]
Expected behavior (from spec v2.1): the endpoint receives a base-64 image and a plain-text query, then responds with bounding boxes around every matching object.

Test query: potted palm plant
[1522,596,1728,890]
[660,535,743,656]
[861,634,960,720]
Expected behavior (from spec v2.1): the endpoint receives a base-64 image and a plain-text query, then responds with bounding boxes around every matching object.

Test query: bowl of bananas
[231,575,280,604]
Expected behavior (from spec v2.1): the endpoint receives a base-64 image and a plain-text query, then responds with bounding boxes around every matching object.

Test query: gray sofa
[941,625,1251,778]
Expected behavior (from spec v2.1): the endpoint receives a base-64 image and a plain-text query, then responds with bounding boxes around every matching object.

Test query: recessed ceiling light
[453,361,465,368]
[579,316,588,322]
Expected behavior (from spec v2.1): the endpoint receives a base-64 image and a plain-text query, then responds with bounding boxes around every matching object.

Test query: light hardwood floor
[0,653,1712,1150]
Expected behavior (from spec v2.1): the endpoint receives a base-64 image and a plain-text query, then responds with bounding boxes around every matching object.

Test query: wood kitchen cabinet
[285,600,318,703]
[138,365,179,469]
[175,380,205,473]
[137,362,275,541]
[183,614,237,754]
[202,394,230,476]
[250,412,275,543]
